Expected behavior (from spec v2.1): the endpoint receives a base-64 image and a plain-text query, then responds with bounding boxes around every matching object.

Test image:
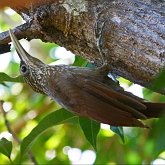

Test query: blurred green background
[0,7,165,165]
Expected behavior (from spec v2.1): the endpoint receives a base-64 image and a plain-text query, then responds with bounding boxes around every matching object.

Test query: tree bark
[0,0,165,90]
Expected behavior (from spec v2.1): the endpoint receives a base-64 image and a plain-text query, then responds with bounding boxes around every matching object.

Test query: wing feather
[47,69,148,127]
[83,79,147,119]
[81,89,147,127]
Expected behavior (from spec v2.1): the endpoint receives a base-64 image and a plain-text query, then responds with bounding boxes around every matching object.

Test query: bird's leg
[94,8,119,83]
[95,21,106,63]
[63,5,72,37]
[94,7,109,72]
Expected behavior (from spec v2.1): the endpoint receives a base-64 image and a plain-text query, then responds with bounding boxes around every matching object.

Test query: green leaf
[79,117,100,150]
[21,108,77,156]
[0,72,23,83]
[0,82,8,87]
[110,126,125,143]
[151,68,165,90]
[73,56,88,67]
[0,138,12,159]
[152,114,165,156]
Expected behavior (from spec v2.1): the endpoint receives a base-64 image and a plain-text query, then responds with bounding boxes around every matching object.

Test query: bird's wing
[78,78,148,127]
[76,77,148,127]
[47,71,148,127]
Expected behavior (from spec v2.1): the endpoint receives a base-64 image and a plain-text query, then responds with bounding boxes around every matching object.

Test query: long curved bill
[9,29,34,65]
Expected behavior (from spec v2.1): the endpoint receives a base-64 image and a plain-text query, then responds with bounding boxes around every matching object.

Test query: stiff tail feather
[139,102,165,118]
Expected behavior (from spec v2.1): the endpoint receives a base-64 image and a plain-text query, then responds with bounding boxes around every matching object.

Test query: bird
[9,29,165,128]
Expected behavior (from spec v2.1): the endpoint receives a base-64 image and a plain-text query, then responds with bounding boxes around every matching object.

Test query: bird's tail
[140,102,165,118]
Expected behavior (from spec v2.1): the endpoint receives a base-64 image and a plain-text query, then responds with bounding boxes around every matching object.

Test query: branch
[0,101,38,165]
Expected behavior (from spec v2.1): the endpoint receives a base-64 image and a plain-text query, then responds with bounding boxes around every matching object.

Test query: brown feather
[47,74,148,127]
[140,102,165,118]
[81,90,148,127]
[9,29,165,128]
[83,80,147,119]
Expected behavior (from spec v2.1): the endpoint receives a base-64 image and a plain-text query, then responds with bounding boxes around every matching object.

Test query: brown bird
[9,29,165,128]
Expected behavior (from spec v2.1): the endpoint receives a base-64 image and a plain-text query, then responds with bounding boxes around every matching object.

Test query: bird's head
[9,29,48,94]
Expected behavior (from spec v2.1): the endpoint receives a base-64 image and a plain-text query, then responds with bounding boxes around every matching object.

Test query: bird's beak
[9,29,33,65]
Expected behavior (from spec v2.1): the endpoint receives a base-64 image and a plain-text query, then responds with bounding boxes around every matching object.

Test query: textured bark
[0,0,165,90]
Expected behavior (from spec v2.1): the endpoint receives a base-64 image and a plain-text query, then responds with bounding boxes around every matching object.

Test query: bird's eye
[20,65,28,74]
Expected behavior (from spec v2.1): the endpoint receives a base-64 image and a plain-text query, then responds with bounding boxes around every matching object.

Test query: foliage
[79,117,100,151]
[0,138,12,161]
[0,7,165,165]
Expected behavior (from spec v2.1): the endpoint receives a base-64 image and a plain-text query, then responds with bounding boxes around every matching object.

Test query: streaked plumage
[9,29,165,128]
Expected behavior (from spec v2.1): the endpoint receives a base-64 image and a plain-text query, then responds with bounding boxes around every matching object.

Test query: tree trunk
[0,0,165,90]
